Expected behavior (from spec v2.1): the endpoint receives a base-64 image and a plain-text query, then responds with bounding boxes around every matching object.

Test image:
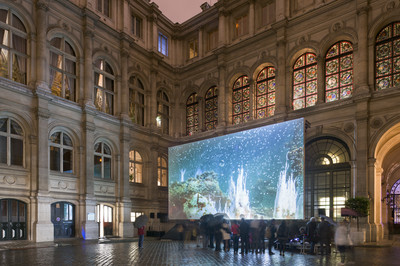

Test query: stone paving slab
[1,239,400,266]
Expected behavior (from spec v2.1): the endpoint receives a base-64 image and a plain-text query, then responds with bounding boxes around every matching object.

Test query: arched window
[94,142,112,179]
[389,179,400,224]
[94,58,114,114]
[0,8,27,84]
[186,93,199,136]
[205,86,218,130]
[305,137,351,220]
[0,118,23,166]
[49,37,77,101]
[129,76,145,126]
[129,150,142,183]
[293,53,317,110]
[375,21,400,90]
[156,90,169,135]
[325,41,353,102]
[157,155,168,187]
[49,131,73,173]
[255,66,275,118]
[232,75,250,124]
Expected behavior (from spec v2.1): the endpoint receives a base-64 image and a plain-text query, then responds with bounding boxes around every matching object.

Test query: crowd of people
[196,216,355,264]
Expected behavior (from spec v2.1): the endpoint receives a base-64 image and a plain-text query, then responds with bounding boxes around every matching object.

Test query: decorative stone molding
[36,1,49,12]
[385,1,396,12]
[100,186,107,193]
[344,122,355,133]
[58,181,68,189]
[370,117,384,129]
[331,21,344,32]
[4,176,16,185]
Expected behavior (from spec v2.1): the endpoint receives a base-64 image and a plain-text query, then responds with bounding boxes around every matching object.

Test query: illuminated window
[49,37,76,101]
[205,86,218,130]
[0,8,27,84]
[325,41,353,102]
[94,58,114,115]
[208,29,218,51]
[293,53,317,110]
[0,118,23,166]
[156,90,169,135]
[235,15,249,38]
[188,39,198,59]
[186,93,199,136]
[94,142,112,179]
[157,155,168,187]
[255,66,275,119]
[97,0,110,17]
[305,137,351,220]
[158,32,168,56]
[375,21,400,90]
[131,211,144,222]
[49,131,73,173]
[232,75,250,124]
[129,76,145,126]
[131,14,142,38]
[129,150,143,183]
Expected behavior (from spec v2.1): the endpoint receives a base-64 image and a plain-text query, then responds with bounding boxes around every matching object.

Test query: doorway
[0,199,27,241]
[51,202,75,238]
[96,204,113,238]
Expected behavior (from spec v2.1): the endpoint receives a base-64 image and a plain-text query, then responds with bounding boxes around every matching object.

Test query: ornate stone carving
[100,186,107,193]
[58,181,68,189]
[343,122,354,133]
[4,176,16,185]
[331,22,343,32]
[370,117,383,129]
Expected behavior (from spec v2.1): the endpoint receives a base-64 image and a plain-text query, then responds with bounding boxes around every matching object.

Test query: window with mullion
[0,118,23,166]
[156,90,170,135]
[375,21,400,90]
[232,75,250,125]
[205,86,218,130]
[49,37,77,101]
[0,8,27,84]
[97,0,110,17]
[256,66,276,119]
[49,131,73,173]
[129,76,145,126]
[129,150,143,183]
[325,41,353,102]
[157,155,168,187]
[186,93,199,136]
[158,33,168,56]
[94,59,114,115]
[293,53,317,110]
[94,142,112,179]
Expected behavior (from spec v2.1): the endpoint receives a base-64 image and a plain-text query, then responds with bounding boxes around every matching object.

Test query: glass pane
[0,200,8,222]
[0,9,7,24]
[103,144,111,155]
[136,163,142,183]
[50,69,62,97]
[11,200,18,222]
[12,14,26,32]
[50,146,60,171]
[95,142,101,153]
[105,93,113,114]
[0,135,6,164]
[50,132,61,144]
[94,155,102,178]
[136,151,142,161]
[65,58,75,75]
[19,202,25,222]
[10,138,23,166]
[12,53,26,84]
[63,149,72,173]
[0,46,10,78]
[10,120,22,135]
[65,75,75,101]
[95,88,102,110]
[50,37,62,49]
[0,118,7,132]
[65,41,75,56]
[63,133,72,146]
[105,77,113,91]
[12,34,26,54]
[104,157,111,179]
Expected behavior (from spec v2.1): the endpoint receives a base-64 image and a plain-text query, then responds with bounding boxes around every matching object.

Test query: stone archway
[374,123,400,240]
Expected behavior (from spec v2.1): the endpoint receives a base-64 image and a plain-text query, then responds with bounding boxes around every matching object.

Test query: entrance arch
[51,202,75,238]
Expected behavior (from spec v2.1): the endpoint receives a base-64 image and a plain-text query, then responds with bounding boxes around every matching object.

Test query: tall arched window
[256,66,275,118]
[293,53,317,110]
[0,118,23,166]
[232,75,250,124]
[94,58,114,115]
[129,76,145,126]
[0,8,27,84]
[49,37,77,101]
[94,142,112,179]
[129,150,142,183]
[205,86,218,130]
[157,155,168,187]
[325,41,353,102]
[375,21,400,90]
[49,131,73,173]
[156,90,169,135]
[305,137,351,220]
[186,93,199,136]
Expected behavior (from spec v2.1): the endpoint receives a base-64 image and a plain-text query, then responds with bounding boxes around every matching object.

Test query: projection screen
[168,118,304,220]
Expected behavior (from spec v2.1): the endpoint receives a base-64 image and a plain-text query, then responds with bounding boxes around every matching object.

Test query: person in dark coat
[306,217,317,254]
[277,220,288,256]
[258,218,267,253]
[239,218,250,254]
[267,219,277,255]
[317,217,332,255]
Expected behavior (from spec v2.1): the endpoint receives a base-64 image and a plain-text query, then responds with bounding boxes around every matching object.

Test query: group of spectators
[198,216,354,263]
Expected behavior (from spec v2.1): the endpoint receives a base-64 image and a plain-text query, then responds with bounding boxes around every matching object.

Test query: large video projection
[168,118,304,220]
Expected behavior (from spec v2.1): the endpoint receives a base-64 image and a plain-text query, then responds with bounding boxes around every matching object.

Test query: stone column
[199,27,204,58]
[275,39,287,115]
[83,27,94,106]
[354,5,370,95]
[35,0,49,92]
[151,14,158,52]
[217,64,227,127]
[218,9,226,47]
[148,69,158,129]
[120,48,129,119]
[248,0,255,36]
[317,56,325,104]
[248,78,255,121]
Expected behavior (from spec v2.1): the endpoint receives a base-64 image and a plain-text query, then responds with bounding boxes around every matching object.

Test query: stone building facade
[0,0,399,242]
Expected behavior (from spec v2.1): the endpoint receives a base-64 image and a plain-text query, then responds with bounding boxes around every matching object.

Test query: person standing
[231,220,240,254]
[221,220,231,252]
[258,218,267,254]
[239,218,250,254]
[306,217,317,254]
[267,219,277,255]
[277,220,288,256]
[335,221,352,265]
[138,225,145,249]
[317,217,332,255]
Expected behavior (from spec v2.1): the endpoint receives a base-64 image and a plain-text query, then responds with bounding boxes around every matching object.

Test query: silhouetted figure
[239,218,250,254]
[267,219,277,255]
[258,218,267,253]
[277,221,288,256]
[317,217,332,255]
[306,217,317,254]
[231,221,240,254]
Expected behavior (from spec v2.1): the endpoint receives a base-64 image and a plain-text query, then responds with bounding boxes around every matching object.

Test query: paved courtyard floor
[1,238,400,266]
